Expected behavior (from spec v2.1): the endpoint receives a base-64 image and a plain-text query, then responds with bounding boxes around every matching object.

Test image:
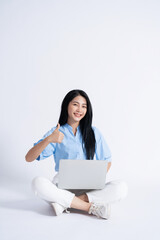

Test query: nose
[76,105,83,112]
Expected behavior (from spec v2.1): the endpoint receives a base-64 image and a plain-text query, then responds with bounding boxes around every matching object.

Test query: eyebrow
[72,101,87,106]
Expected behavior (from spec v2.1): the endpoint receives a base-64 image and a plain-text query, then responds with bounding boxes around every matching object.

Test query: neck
[67,120,79,130]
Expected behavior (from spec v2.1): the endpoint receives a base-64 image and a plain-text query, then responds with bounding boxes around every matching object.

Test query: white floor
[0,180,160,240]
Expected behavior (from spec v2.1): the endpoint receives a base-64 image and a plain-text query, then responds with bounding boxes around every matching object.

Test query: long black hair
[58,89,96,159]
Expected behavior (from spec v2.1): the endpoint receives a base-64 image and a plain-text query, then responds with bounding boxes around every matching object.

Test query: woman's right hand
[25,123,64,162]
[47,123,64,143]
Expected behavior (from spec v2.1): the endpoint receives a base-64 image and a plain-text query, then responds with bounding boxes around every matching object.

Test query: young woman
[25,89,128,219]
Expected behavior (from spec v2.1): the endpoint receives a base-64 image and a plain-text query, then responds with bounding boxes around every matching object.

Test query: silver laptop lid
[58,159,108,190]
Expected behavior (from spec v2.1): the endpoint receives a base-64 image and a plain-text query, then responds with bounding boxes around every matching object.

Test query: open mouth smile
[74,113,82,117]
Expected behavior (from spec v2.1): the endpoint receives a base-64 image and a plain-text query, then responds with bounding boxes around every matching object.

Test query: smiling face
[67,95,87,124]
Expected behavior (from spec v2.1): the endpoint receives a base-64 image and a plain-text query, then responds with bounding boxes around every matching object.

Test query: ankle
[87,202,92,212]
[78,194,89,202]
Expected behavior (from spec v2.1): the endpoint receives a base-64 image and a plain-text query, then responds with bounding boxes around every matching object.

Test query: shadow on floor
[0,199,56,216]
[0,198,90,217]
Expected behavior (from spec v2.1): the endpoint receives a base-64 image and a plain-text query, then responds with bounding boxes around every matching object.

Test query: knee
[31,176,49,192]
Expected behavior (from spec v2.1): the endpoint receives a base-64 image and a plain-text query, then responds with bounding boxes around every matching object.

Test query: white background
[0,1,160,240]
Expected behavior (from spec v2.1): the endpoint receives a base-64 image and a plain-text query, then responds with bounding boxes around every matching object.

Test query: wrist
[45,136,52,144]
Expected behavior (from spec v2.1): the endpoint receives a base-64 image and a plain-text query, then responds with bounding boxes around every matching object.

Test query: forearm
[25,137,50,162]
[107,162,111,172]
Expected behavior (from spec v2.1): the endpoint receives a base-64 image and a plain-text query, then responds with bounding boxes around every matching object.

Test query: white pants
[32,173,128,209]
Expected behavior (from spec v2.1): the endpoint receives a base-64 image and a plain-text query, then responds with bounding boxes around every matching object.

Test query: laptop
[58,159,108,190]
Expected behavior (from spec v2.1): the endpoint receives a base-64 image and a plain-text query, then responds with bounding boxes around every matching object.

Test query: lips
[74,113,82,117]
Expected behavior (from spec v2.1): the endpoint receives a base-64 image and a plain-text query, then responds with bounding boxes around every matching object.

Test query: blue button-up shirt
[34,123,112,172]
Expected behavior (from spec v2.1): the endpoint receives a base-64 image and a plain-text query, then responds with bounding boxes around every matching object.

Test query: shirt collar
[65,123,80,131]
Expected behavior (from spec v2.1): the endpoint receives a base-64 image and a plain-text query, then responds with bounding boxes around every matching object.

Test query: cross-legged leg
[70,196,91,211]
[32,176,75,208]
[32,176,91,212]
[85,180,128,204]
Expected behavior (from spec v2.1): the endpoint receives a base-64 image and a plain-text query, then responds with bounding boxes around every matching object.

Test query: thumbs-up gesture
[47,123,64,144]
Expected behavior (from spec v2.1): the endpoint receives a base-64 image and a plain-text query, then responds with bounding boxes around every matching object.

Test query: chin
[73,118,81,122]
[72,116,83,122]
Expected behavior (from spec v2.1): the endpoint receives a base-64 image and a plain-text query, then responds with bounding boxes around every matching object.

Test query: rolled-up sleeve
[34,127,56,161]
[93,127,112,162]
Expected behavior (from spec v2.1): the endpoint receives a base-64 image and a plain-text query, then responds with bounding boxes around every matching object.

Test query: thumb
[56,123,60,131]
